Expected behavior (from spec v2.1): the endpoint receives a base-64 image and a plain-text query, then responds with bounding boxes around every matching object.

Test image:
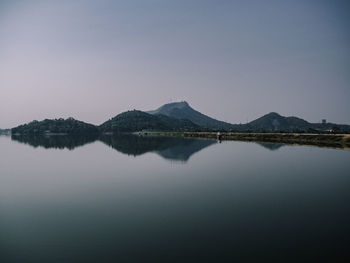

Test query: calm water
[0,135,349,262]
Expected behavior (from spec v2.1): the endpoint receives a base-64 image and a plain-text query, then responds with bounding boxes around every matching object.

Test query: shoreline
[144,132,350,150]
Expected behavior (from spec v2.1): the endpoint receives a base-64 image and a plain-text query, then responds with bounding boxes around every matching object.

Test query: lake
[0,134,349,262]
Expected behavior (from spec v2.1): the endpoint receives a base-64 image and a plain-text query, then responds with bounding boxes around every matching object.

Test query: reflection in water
[2,135,350,262]
[257,143,284,151]
[100,134,216,162]
[11,134,99,150]
[11,134,217,162]
[11,134,295,161]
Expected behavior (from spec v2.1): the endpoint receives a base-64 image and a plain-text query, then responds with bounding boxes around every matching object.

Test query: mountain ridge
[11,118,99,135]
[244,111,350,133]
[10,101,350,134]
[99,110,201,133]
[147,101,234,130]
[148,102,350,133]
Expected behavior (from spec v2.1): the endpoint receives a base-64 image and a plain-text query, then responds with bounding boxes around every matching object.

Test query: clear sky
[1,0,349,128]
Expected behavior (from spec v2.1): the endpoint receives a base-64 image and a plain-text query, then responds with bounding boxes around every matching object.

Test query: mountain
[147,101,234,130]
[9,102,350,135]
[245,112,311,132]
[99,110,200,133]
[243,112,350,133]
[11,118,99,135]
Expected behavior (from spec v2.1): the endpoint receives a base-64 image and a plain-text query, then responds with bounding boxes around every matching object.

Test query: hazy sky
[1,0,349,128]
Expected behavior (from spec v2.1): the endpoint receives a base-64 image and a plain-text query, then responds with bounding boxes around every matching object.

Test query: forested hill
[148,102,350,133]
[147,101,234,130]
[240,112,350,133]
[11,111,201,136]
[10,103,350,135]
[11,118,99,135]
[99,110,201,133]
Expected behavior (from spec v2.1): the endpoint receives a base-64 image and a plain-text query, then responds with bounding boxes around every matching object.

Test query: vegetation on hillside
[11,118,99,135]
[147,101,234,130]
[234,112,350,133]
[9,103,350,136]
[99,110,201,133]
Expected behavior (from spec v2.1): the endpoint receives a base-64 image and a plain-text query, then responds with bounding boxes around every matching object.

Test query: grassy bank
[144,132,350,150]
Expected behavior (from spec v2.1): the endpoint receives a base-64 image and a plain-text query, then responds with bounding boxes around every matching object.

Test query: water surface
[1,135,349,262]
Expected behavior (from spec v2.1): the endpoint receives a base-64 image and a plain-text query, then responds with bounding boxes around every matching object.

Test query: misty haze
[1,1,350,262]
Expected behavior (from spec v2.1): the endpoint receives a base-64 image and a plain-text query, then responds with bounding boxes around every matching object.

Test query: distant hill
[99,110,201,133]
[147,101,234,130]
[244,112,311,132]
[241,112,350,133]
[147,102,350,133]
[11,118,99,135]
[9,102,350,135]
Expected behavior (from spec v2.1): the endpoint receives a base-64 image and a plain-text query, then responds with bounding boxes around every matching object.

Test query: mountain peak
[265,112,282,118]
[247,112,311,132]
[147,101,234,130]
[147,101,190,115]
[161,101,190,109]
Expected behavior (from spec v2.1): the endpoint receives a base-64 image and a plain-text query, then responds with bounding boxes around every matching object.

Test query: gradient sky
[1,0,349,128]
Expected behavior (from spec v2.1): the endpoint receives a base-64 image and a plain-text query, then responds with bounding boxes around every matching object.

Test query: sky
[1,0,349,128]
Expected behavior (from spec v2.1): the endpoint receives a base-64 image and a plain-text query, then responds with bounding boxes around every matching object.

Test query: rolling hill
[147,101,234,130]
[99,110,201,133]
[243,112,350,133]
[245,112,311,132]
[11,118,99,135]
[10,102,350,135]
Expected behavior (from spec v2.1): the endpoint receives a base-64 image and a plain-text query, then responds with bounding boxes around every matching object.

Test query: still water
[0,135,349,262]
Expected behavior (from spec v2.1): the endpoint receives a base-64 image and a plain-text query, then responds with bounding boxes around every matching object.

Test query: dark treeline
[11,111,202,136]
[12,118,99,135]
[99,110,201,133]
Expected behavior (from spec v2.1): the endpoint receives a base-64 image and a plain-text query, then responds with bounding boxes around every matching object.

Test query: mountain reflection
[11,134,286,161]
[11,134,99,150]
[100,134,216,162]
[11,134,217,162]
[257,143,284,151]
